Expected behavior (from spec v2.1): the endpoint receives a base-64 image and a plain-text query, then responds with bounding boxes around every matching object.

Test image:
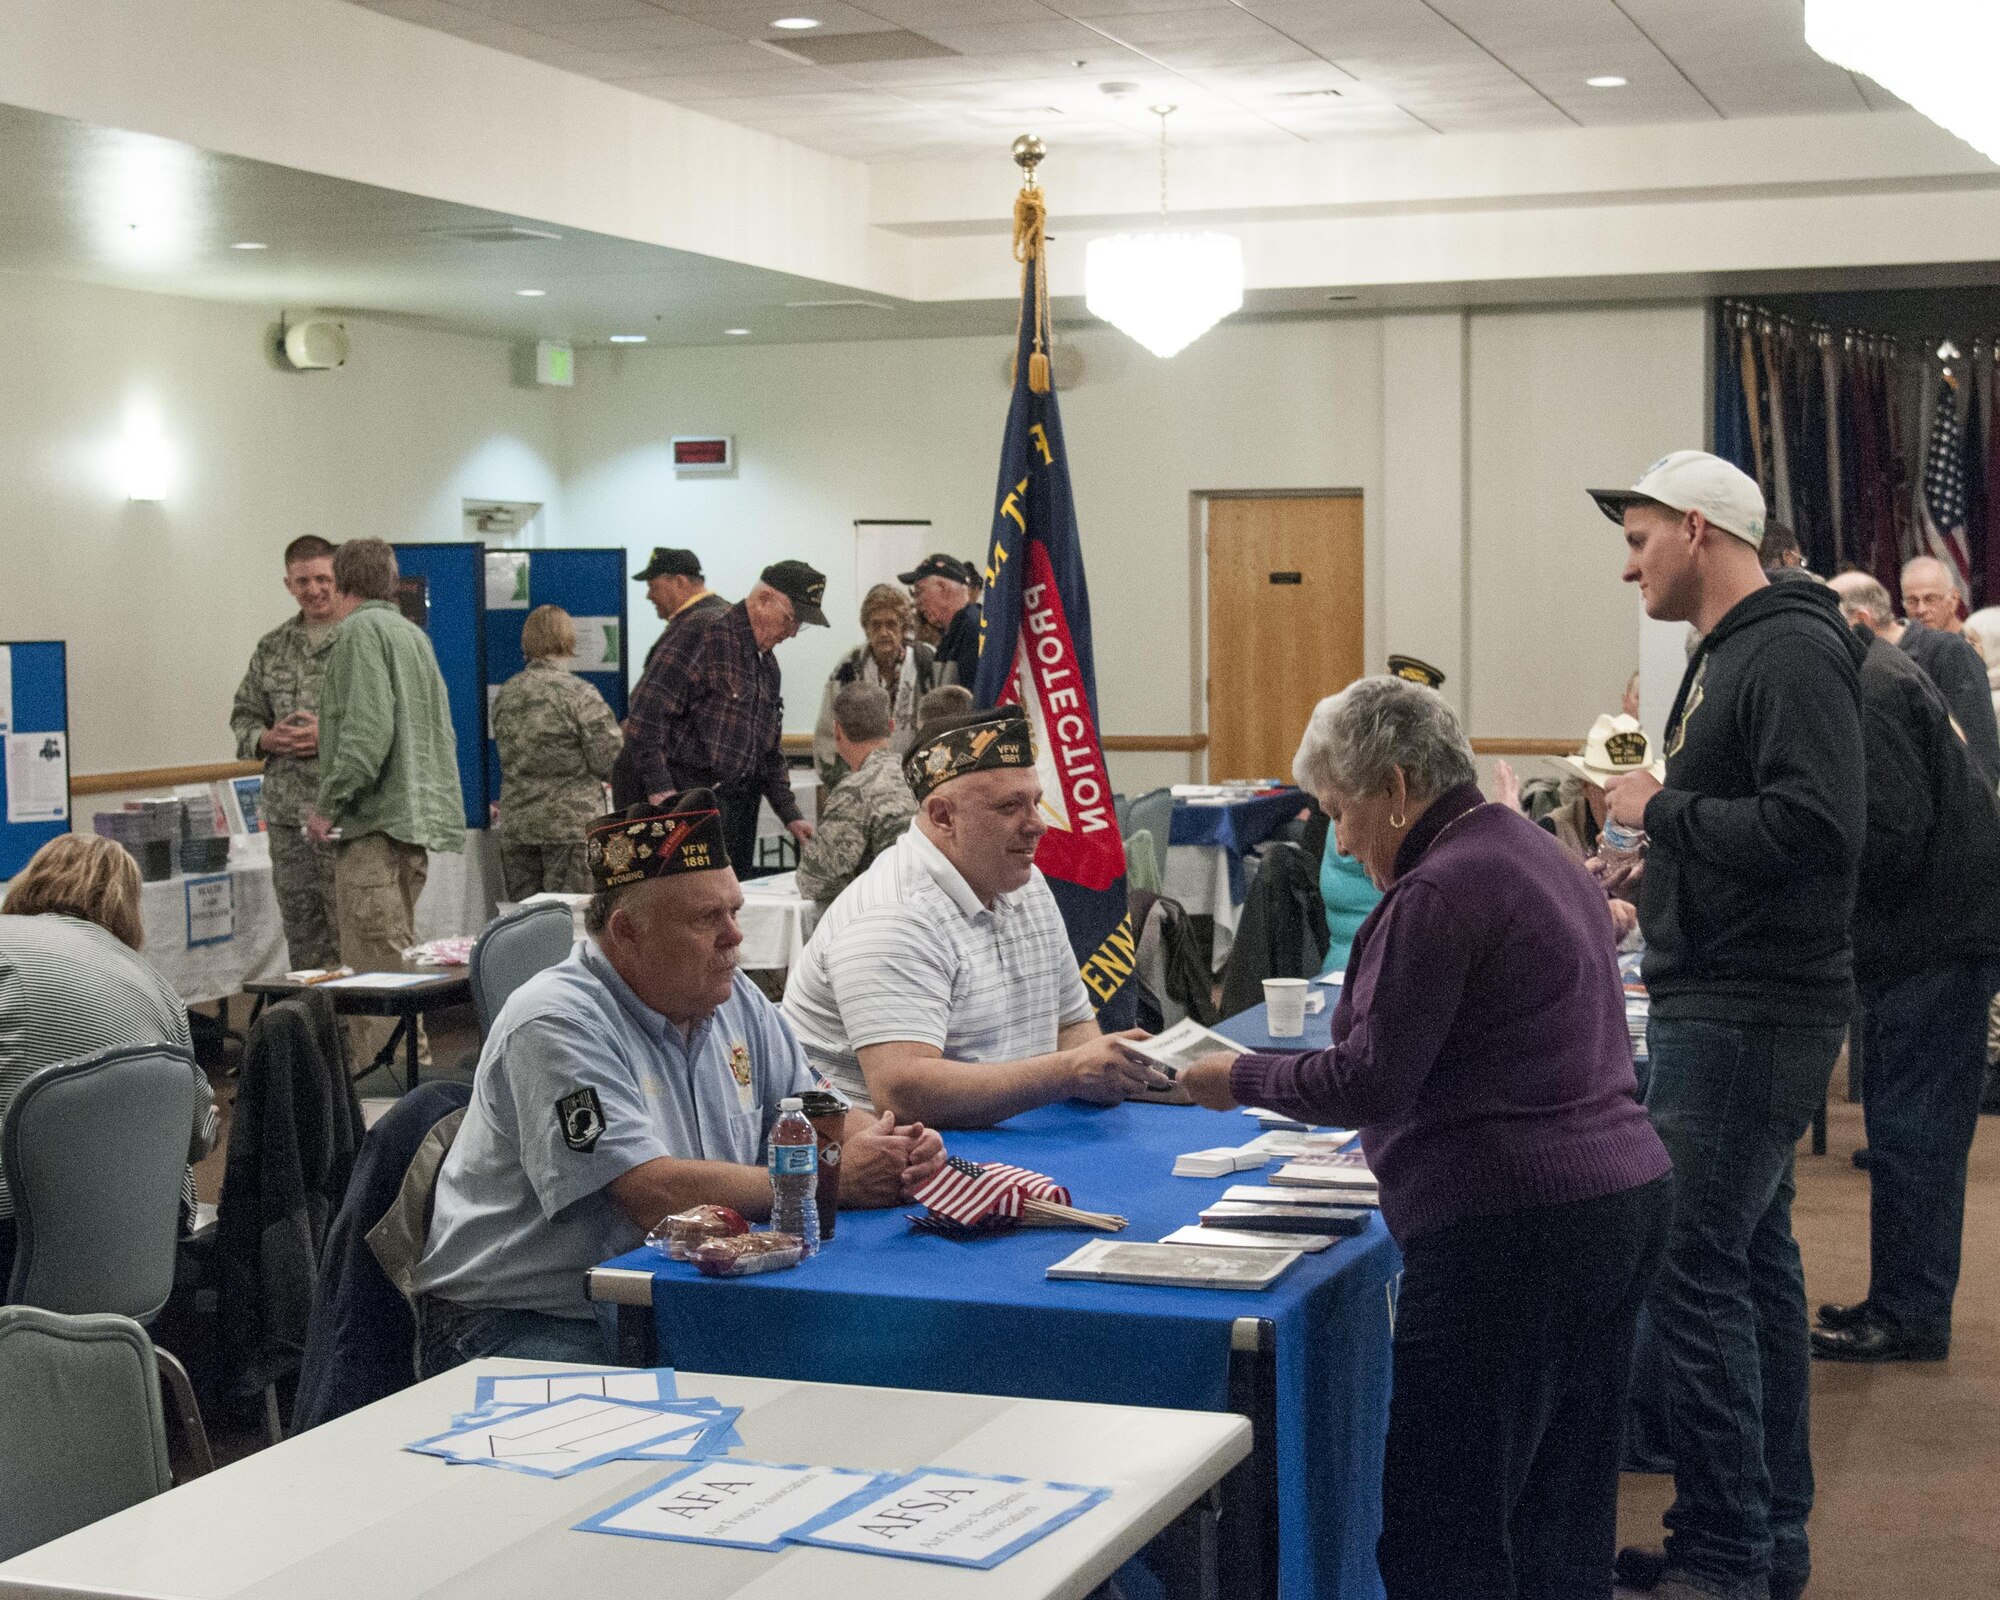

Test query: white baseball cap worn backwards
[1588,450,1767,547]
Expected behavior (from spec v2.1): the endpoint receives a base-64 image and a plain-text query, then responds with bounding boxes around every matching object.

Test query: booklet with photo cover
[1122,1018,1250,1104]
[1046,1239,1303,1291]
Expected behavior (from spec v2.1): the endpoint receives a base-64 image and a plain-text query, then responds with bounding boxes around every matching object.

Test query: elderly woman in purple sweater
[1185,676,1672,1600]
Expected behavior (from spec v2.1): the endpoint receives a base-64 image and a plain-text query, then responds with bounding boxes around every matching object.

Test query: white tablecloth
[132,830,501,1005]
[520,869,817,975]
[1161,844,1244,971]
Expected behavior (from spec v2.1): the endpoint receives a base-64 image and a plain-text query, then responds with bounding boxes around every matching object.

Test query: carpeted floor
[1617,1061,2000,1598]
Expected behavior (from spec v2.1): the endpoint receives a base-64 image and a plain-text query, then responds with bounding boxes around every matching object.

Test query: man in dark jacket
[1813,604,2000,1361]
[1828,570,2000,789]
[612,548,730,808]
[901,553,982,687]
[1589,451,1865,1600]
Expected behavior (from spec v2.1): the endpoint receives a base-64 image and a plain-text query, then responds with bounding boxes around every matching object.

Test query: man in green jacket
[308,539,464,1015]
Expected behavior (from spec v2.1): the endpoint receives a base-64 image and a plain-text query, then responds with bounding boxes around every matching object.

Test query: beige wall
[0,273,563,775]
[0,275,1706,793]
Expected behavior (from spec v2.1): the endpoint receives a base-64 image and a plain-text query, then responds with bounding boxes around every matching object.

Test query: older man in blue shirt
[413,789,944,1373]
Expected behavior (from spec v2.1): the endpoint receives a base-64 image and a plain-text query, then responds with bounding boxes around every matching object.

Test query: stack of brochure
[1268,1149,1379,1208]
[1173,1146,1270,1178]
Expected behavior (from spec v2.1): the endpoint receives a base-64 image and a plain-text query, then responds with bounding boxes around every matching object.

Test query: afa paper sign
[577,1460,885,1553]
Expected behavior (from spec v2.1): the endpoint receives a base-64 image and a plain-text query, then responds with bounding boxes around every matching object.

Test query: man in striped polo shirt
[782,706,1159,1126]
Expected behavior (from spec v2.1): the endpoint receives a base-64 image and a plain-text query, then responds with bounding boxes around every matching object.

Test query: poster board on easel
[0,642,72,881]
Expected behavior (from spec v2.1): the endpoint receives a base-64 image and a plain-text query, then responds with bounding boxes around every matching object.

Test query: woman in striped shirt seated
[0,833,217,1283]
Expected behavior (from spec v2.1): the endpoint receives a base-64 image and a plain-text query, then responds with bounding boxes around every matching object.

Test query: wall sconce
[119,414,173,502]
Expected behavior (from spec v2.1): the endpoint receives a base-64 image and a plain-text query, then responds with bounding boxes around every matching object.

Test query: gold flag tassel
[1011,134,1052,394]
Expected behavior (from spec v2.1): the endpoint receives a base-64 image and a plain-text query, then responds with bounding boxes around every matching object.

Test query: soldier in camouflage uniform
[796,681,918,908]
[493,605,625,897]
[230,536,342,969]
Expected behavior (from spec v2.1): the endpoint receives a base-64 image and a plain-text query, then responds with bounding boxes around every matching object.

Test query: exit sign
[671,435,733,473]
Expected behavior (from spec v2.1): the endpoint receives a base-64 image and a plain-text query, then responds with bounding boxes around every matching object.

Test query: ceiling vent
[766,30,958,66]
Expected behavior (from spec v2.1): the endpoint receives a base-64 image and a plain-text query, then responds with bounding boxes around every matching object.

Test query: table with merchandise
[591,995,1397,1600]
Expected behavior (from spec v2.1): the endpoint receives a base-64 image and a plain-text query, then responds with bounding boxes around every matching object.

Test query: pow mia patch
[557,1087,607,1154]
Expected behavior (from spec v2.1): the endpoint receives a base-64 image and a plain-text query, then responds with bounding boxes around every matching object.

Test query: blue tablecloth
[599,1009,1393,1600]
[1169,789,1308,904]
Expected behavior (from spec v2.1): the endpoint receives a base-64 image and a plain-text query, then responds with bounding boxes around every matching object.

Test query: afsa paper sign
[790,1468,1110,1569]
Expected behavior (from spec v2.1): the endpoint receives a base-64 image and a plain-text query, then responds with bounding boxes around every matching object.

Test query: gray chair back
[1126,788,1174,866]
[1125,828,1162,894]
[0,1306,172,1561]
[471,900,576,1037]
[3,1045,198,1322]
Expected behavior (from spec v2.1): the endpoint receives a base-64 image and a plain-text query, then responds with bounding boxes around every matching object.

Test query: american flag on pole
[1922,367,1975,591]
[909,1157,1071,1229]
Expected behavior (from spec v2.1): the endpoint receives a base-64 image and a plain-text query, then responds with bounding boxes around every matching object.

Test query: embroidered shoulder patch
[556,1087,606,1153]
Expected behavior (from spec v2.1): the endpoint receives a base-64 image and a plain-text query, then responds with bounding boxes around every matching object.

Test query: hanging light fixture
[1084,105,1244,358]
[1804,1,2000,162]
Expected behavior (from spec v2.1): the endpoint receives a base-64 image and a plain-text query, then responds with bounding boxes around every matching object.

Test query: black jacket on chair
[215,990,363,1398]
[1219,842,1330,1018]
[292,1080,471,1433]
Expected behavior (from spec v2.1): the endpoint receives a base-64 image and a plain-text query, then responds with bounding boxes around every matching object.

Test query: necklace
[1418,800,1495,860]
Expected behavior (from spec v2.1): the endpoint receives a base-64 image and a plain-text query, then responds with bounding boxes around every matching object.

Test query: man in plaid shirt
[624,559,828,872]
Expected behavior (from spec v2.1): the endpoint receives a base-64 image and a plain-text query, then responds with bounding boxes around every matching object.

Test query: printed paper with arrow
[473,1367,677,1409]
[407,1396,708,1478]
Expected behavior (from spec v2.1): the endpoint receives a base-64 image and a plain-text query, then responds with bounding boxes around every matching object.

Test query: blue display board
[391,543,489,830]
[0,642,71,880]
[481,549,630,805]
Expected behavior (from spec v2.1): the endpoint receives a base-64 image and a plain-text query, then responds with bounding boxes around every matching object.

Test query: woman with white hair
[1182,675,1673,1599]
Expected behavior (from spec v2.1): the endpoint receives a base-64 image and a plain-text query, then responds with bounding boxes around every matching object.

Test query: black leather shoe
[1815,1299,1873,1331]
[1850,1146,1872,1169]
[1811,1320,1948,1362]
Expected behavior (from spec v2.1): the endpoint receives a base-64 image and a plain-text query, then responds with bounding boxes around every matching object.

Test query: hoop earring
[1389,811,1406,829]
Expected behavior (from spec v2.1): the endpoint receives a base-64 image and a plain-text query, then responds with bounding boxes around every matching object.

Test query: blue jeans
[1644,1017,1841,1599]
[416,1299,613,1378]
[1859,958,2000,1343]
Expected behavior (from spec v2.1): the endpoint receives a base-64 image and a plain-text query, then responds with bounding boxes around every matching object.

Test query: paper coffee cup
[1264,977,1309,1038]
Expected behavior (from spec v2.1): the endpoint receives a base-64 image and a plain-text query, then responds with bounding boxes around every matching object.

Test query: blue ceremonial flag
[972,178,1135,1024]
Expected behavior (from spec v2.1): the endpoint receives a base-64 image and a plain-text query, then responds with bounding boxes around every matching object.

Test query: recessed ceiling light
[230,241,268,250]
[608,334,648,344]
[515,288,547,297]
[724,327,752,336]
[770,16,819,28]
[1586,74,1628,88]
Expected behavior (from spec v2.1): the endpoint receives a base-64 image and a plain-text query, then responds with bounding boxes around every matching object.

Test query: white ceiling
[343,0,1905,161]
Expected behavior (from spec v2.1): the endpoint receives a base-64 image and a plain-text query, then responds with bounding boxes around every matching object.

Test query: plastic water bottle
[1599,818,1647,859]
[768,1097,820,1255]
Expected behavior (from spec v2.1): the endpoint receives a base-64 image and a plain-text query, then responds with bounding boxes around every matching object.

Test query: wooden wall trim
[781,732,1210,755]
[1470,738,1581,757]
[71,761,264,797]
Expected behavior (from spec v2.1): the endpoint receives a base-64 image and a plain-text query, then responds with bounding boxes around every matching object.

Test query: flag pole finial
[1011,135,1052,392]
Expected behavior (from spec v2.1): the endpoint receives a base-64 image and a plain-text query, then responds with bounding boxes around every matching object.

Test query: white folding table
[0,1358,1249,1600]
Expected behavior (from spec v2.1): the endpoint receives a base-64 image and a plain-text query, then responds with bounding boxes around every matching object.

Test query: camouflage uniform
[492,658,624,897]
[795,744,918,907]
[230,614,340,969]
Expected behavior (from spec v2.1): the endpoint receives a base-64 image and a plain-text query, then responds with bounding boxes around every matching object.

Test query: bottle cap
[780,1096,803,1111]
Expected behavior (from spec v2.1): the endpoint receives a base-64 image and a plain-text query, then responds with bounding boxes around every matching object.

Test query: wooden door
[1206,494,1364,781]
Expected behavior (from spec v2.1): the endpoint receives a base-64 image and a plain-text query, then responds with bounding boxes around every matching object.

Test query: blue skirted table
[1163,788,1308,969]
[589,998,1394,1600]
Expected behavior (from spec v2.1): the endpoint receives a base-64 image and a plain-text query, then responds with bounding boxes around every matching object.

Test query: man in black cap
[623,560,829,871]
[901,553,982,689]
[783,705,1160,1125]
[411,789,944,1371]
[613,548,730,807]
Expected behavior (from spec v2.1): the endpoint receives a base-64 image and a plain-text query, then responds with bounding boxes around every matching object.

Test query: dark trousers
[1377,1175,1672,1600]
[1644,1017,1841,1598]
[718,782,769,878]
[1860,958,2000,1343]
[415,1297,612,1378]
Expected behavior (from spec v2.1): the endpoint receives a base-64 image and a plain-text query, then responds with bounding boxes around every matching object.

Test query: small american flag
[909,1156,1071,1228]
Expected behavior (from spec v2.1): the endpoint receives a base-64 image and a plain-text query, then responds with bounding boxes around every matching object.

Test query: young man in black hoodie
[1588,451,1865,1600]
[1816,587,2000,1362]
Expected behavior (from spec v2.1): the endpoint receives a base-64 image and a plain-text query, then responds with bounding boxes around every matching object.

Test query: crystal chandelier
[1805,1,2000,162]
[1084,105,1244,359]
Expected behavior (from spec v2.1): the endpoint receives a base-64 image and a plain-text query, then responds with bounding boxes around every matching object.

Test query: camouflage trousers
[267,822,339,971]
[500,839,593,900]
